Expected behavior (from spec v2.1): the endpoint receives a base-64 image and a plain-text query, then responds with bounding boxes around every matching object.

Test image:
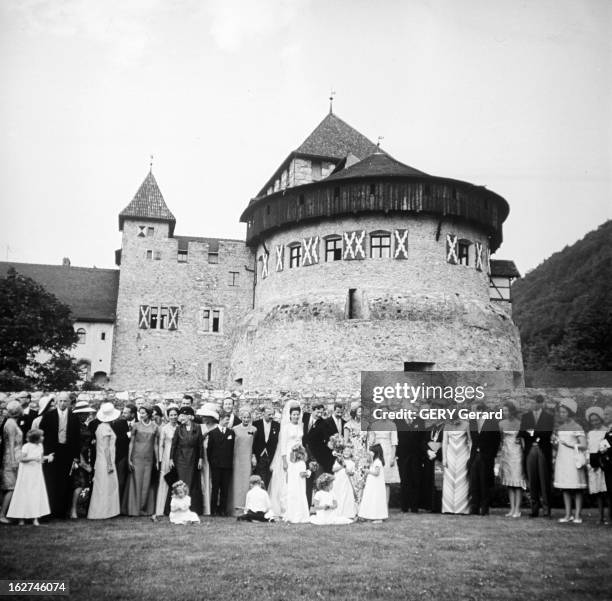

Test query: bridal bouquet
[328,433,345,457]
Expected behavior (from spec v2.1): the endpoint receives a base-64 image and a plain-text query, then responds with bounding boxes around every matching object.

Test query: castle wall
[111,220,254,389]
[230,214,522,390]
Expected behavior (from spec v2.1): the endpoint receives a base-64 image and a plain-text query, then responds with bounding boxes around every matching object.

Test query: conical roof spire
[118,171,176,234]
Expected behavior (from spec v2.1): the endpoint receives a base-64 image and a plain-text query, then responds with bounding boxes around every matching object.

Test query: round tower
[230,112,523,391]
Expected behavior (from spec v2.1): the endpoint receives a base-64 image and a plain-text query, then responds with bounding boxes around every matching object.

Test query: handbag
[163,466,179,486]
[574,446,587,469]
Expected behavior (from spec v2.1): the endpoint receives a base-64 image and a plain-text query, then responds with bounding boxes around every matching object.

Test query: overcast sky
[1,0,610,275]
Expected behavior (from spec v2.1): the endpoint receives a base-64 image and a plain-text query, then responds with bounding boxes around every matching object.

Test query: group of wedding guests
[1,391,611,526]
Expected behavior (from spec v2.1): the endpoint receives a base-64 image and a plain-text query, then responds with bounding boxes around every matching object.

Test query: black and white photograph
[0,1,611,600]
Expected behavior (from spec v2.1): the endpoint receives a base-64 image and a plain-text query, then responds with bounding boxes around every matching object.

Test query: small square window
[177,250,188,263]
[325,238,342,262]
[154,251,162,260]
[146,250,153,260]
[212,310,220,332]
[101,332,106,341]
[208,252,219,264]
[147,226,154,237]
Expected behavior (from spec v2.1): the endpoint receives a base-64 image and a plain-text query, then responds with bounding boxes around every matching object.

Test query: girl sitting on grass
[169,480,200,525]
[310,473,352,525]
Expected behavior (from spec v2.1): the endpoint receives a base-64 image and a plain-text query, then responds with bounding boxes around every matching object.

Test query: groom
[252,406,280,489]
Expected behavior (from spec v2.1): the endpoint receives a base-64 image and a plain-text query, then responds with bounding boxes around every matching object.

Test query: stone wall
[111,220,254,390]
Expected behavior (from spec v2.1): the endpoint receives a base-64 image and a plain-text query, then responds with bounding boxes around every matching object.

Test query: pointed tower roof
[118,171,176,234]
[295,113,379,160]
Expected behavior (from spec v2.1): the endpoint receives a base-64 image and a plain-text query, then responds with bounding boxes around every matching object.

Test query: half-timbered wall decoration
[138,305,179,330]
[343,230,366,260]
[474,241,484,271]
[275,244,284,272]
[393,229,408,259]
[138,305,150,328]
[446,234,458,265]
[302,236,320,266]
[260,252,269,278]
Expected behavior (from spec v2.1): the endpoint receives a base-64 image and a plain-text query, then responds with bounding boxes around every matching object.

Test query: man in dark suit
[318,403,346,473]
[112,416,131,505]
[40,391,81,518]
[468,404,501,516]
[518,394,554,517]
[302,403,326,504]
[221,397,240,429]
[251,406,280,489]
[207,413,235,516]
[395,414,426,513]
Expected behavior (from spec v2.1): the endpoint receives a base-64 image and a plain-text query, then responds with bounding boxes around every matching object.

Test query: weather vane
[377,136,384,148]
[149,155,154,173]
[329,89,336,114]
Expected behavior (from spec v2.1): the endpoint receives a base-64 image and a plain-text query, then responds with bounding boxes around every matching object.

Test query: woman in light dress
[553,398,587,524]
[367,417,399,506]
[229,409,256,516]
[344,402,369,503]
[358,444,388,522]
[441,417,471,515]
[585,407,608,523]
[153,405,179,520]
[198,403,220,516]
[88,402,120,520]
[269,402,304,518]
[0,401,23,523]
[498,401,526,518]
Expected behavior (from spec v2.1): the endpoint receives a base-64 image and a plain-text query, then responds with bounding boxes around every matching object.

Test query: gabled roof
[0,262,119,322]
[295,112,379,160]
[491,260,521,278]
[325,151,428,181]
[119,171,176,234]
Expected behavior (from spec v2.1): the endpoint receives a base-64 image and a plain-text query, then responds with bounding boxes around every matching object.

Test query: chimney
[62,257,71,267]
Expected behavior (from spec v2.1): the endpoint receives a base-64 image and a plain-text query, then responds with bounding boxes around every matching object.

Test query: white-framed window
[229,271,239,286]
[177,250,188,263]
[76,328,86,344]
[370,231,391,258]
[325,236,342,262]
[146,250,153,260]
[147,226,154,237]
[458,239,471,266]
[208,252,219,264]
[199,307,222,333]
[138,305,179,330]
[288,243,301,268]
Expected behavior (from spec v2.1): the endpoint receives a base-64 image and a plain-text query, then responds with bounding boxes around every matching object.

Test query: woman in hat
[0,401,24,523]
[553,399,587,523]
[170,406,204,515]
[123,405,159,517]
[88,402,120,519]
[31,395,55,431]
[152,405,179,520]
[198,403,219,515]
[585,406,608,524]
[69,401,96,519]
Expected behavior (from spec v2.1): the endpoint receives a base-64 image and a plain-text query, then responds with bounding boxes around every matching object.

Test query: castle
[2,111,523,391]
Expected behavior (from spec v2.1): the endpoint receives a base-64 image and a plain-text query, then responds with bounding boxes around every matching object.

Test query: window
[146,250,153,260]
[199,307,222,333]
[76,328,86,344]
[333,187,340,199]
[266,204,271,215]
[177,250,188,263]
[370,232,391,258]
[458,240,470,266]
[289,244,301,268]
[298,194,305,206]
[207,363,212,381]
[403,362,435,372]
[325,237,342,262]
[138,226,146,237]
[229,271,239,286]
[311,161,322,180]
[147,226,154,237]
[347,289,364,319]
[154,250,162,260]
[100,332,106,341]
[208,252,219,264]
[138,305,179,330]
[369,183,376,195]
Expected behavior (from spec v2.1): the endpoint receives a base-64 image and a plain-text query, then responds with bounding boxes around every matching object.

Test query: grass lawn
[0,509,609,601]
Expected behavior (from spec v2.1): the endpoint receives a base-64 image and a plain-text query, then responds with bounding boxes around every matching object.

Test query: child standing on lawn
[7,429,53,526]
[332,445,357,519]
[169,481,200,524]
[357,444,388,522]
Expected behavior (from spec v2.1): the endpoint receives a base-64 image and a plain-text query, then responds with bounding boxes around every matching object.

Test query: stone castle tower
[111,112,522,391]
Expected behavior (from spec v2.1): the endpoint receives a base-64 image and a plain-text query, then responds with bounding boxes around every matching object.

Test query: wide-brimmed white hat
[73,400,96,414]
[585,406,604,422]
[38,395,55,414]
[96,401,120,423]
[559,398,578,415]
[196,402,219,422]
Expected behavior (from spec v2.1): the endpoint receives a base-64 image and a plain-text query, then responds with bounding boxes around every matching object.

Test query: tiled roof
[325,151,428,181]
[0,262,119,322]
[295,113,380,160]
[119,171,176,233]
[491,260,520,278]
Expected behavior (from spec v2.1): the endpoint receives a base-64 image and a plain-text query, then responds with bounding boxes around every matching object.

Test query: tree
[0,268,79,389]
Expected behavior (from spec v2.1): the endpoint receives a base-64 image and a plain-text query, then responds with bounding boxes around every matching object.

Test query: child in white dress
[237,475,275,522]
[332,446,357,519]
[169,481,200,524]
[7,429,53,525]
[284,444,311,523]
[358,444,388,522]
[310,474,352,525]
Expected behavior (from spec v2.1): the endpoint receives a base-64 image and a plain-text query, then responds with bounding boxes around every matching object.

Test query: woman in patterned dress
[585,407,608,523]
[442,417,471,514]
[499,401,526,518]
[344,402,369,502]
[153,405,179,519]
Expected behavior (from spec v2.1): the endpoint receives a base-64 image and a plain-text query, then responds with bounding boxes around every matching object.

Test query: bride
[268,401,304,517]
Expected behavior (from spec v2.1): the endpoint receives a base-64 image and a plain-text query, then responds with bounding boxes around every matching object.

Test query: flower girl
[332,445,357,519]
[310,474,352,525]
[169,481,200,525]
[7,429,53,526]
[357,443,388,522]
[284,443,311,523]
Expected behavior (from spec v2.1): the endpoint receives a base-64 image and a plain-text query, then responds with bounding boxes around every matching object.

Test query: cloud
[206,0,307,52]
